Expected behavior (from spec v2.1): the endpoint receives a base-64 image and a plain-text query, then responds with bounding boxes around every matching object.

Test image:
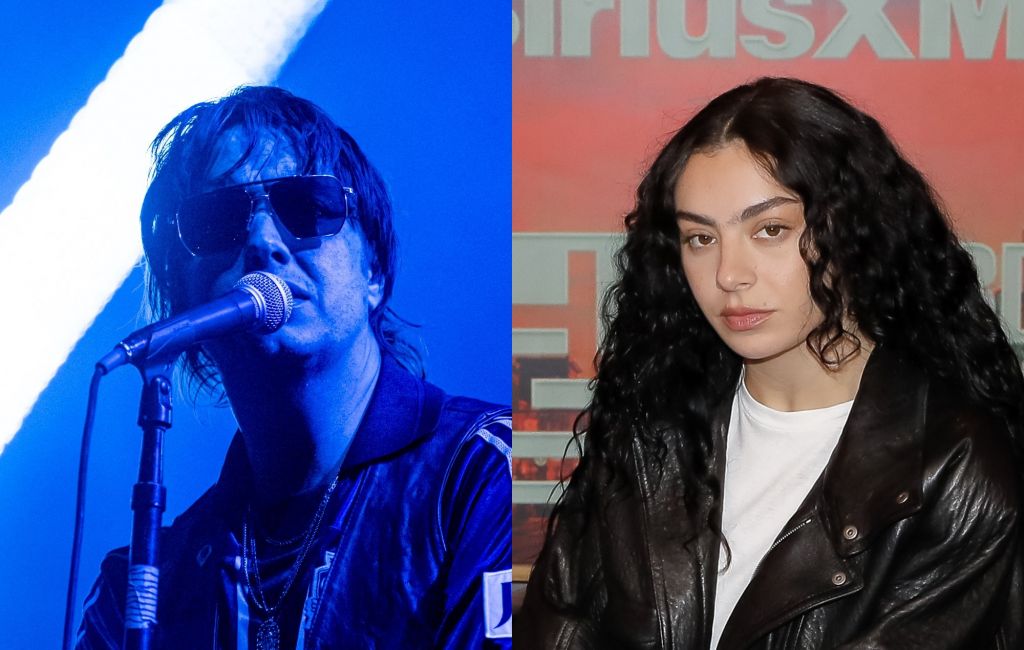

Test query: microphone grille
[234,272,293,333]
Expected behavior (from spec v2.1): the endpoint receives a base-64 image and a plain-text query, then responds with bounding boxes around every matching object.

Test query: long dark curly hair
[547,77,1024,572]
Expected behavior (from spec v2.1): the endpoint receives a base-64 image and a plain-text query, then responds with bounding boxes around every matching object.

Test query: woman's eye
[685,234,715,249]
[756,223,787,239]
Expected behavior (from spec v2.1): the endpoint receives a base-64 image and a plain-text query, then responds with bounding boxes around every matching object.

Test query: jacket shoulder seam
[435,407,512,555]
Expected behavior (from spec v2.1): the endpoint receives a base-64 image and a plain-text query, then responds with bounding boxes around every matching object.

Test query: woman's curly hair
[547,77,1024,577]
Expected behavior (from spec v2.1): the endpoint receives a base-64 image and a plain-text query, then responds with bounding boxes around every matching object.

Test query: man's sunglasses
[175,175,355,257]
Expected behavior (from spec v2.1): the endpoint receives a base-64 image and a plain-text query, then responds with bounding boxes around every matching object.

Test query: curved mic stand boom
[79,272,290,648]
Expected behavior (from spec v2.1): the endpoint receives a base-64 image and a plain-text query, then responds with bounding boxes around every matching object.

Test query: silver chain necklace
[242,473,341,650]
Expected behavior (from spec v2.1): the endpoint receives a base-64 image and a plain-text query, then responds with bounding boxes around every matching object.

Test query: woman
[514,78,1024,649]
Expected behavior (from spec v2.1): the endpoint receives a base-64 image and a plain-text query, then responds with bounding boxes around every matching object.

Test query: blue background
[0,2,509,647]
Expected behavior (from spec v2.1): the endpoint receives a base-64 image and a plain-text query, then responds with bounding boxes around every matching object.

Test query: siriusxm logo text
[513,0,1024,59]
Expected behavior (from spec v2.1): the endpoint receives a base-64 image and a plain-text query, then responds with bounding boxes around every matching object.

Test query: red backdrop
[512,0,1024,566]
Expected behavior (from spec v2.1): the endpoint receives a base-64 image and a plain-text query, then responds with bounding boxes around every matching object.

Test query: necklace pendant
[256,617,281,650]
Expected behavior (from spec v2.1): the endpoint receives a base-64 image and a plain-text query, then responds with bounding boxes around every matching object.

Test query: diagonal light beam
[0,0,329,456]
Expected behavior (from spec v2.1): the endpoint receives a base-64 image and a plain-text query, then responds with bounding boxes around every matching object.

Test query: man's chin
[206,326,320,366]
[254,326,320,357]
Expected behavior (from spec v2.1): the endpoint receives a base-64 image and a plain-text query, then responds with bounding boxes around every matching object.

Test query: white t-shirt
[710,376,853,649]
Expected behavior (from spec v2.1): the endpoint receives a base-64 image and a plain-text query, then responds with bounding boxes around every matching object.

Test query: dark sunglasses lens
[268,177,348,239]
[178,188,251,255]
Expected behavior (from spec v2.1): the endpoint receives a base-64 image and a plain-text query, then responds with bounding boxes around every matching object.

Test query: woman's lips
[722,310,773,331]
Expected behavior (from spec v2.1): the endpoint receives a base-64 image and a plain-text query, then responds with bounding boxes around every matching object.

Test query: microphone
[97,271,293,373]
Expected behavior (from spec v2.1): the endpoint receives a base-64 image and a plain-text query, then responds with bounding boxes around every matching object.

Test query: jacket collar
[820,344,926,554]
[338,353,442,471]
[717,345,928,648]
[720,344,927,554]
[212,353,442,513]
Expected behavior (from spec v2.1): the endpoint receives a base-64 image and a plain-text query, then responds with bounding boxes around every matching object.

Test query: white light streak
[0,0,328,455]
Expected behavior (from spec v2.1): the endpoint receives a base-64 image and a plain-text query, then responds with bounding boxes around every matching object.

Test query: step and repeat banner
[511,0,1024,568]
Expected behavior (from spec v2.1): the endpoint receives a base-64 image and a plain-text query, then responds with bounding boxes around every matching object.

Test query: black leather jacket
[515,347,1023,649]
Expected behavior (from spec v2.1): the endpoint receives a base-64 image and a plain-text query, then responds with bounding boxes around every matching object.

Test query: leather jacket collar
[821,347,926,555]
[716,346,925,647]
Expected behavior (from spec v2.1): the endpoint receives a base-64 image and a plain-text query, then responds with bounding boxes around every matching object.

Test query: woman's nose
[715,242,755,292]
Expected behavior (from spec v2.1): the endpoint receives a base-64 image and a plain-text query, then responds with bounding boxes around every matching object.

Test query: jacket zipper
[718,516,816,648]
[747,516,814,582]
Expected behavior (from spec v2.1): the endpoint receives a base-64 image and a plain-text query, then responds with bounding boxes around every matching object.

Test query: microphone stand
[123,356,175,650]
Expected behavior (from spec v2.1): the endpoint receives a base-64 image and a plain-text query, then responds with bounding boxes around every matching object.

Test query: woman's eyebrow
[676,196,799,226]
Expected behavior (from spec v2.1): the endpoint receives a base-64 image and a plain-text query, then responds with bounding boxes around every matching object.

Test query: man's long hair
[140,86,423,401]
[544,77,1024,604]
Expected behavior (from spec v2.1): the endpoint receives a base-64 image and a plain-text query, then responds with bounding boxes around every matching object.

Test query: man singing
[76,86,511,648]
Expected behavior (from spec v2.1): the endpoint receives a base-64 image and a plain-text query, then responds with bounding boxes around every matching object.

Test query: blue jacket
[77,356,512,648]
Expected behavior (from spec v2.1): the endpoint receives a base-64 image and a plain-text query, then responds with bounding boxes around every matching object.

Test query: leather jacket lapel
[821,348,925,555]
[633,441,713,648]
[717,492,862,649]
[717,347,926,648]
[629,396,732,649]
